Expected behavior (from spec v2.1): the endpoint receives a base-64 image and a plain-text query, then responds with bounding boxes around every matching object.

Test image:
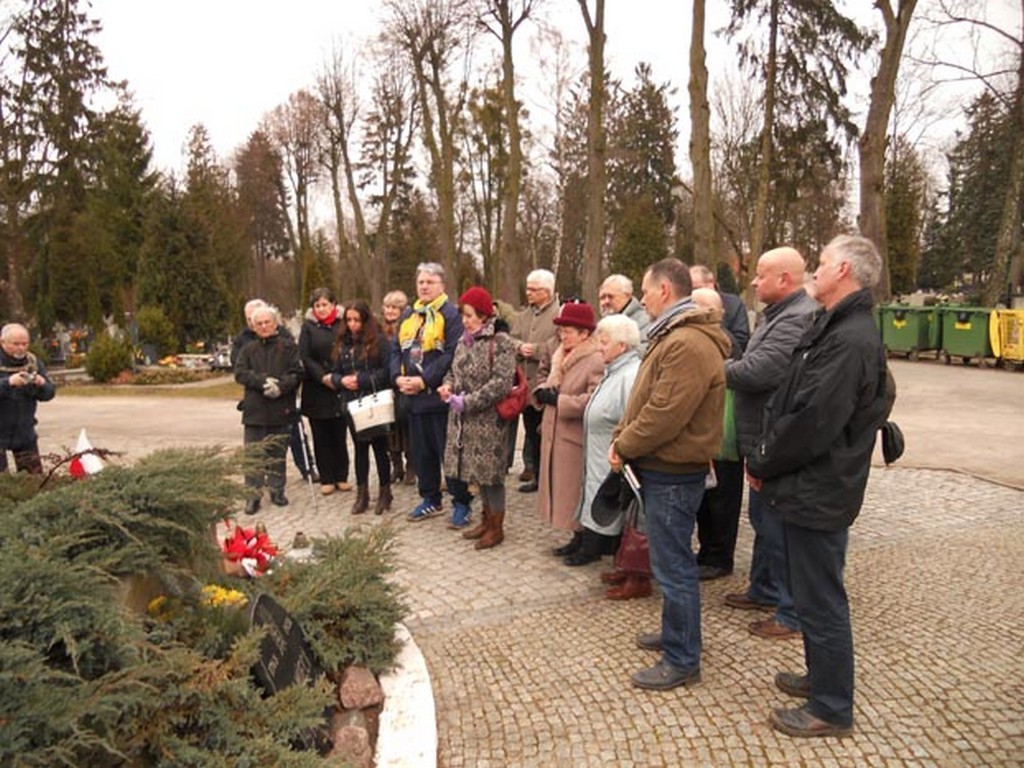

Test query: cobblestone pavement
[36,372,1024,767]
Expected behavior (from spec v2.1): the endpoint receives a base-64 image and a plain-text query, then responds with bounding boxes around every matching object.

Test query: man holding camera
[0,323,56,474]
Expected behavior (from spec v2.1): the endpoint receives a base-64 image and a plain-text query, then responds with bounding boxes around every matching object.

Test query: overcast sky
[90,1,733,175]
[87,1,1020,181]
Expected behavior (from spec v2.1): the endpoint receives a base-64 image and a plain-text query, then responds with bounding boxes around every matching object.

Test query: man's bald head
[753,247,807,305]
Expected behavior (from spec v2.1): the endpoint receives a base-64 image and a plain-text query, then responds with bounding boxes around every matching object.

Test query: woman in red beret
[535,300,606,564]
[437,285,518,548]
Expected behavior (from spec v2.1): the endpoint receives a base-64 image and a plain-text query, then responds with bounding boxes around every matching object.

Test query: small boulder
[339,665,383,709]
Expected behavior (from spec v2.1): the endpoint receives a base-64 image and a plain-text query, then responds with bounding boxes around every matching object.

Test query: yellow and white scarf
[398,293,448,353]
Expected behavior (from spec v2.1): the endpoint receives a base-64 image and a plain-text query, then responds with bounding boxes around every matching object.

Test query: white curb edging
[375,623,437,768]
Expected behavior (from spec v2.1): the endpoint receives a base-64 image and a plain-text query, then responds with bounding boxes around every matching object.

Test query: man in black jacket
[235,305,303,514]
[748,235,891,738]
[0,324,56,474]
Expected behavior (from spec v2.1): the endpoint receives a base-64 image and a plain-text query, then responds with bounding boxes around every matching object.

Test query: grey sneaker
[631,659,701,691]
[635,632,663,652]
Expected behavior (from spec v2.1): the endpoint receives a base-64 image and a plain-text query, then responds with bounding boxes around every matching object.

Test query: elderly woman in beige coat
[535,301,605,561]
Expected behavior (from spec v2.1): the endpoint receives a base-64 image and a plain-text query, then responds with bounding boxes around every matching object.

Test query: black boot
[351,485,370,515]
[552,530,583,557]
[565,529,603,566]
[269,490,288,507]
[244,497,261,516]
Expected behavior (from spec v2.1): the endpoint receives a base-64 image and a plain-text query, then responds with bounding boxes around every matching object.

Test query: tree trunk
[689,0,714,269]
[579,0,606,305]
[498,11,525,305]
[984,16,1024,307]
[858,0,918,302]
[747,0,778,300]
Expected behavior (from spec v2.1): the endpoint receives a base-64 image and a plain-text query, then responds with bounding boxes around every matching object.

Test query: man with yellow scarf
[391,262,464,522]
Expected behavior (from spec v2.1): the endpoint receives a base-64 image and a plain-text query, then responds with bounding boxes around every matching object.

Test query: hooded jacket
[614,306,731,475]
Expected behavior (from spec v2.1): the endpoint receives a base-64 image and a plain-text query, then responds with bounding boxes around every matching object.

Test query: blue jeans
[641,472,705,672]
[784,523,853,727]
[409,410,448,506]
[747,489,799,630]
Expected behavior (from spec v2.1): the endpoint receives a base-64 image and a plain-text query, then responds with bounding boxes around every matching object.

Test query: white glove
[262,377,281,399]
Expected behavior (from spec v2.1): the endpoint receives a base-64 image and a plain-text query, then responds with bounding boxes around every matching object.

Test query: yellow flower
[201,584,248,608]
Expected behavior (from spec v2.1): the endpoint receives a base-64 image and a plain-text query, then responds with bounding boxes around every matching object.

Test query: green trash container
[879,304,939,361]
[938,306,994,366]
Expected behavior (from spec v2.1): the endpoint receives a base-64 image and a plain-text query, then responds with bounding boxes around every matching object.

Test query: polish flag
[69,428,104,477]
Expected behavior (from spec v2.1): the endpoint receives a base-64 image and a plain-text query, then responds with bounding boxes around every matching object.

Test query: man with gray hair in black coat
[748,234,891,738]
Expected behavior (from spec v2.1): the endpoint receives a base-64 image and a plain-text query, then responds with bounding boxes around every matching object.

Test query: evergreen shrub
[0,447,406,765]
[135,305,178,357]
[84,333,134,382]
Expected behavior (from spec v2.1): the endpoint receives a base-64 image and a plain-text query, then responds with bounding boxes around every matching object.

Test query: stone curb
[376,623,437,768]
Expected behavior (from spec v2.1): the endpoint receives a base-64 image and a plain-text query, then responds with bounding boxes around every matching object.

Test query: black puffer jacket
[332,332,391,403]
[234,332,302,427]
[0,350,56,449]
[747,289,891,531]
[298,315,344,420]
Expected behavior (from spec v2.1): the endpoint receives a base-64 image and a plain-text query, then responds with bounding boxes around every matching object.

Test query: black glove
[535,387,559,406]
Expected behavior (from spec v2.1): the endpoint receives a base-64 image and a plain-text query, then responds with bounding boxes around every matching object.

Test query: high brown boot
[475,510,504,550]
[605,573,652,601]
[374,485,393,515]
[462,503,490,540]
[351,485,370,515]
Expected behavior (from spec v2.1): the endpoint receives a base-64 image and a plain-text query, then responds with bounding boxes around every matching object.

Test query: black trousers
[696,458,745,571]
[309,416,350,485]
[352,431,391,486]
[520,405,543,474]
[244,425,290,492]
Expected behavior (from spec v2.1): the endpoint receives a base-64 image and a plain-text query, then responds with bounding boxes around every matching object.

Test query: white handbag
[346,389,396,439]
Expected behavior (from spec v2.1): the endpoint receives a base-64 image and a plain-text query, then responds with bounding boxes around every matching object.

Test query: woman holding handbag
[298,288,352,496]
[437,286,517,549]
[332,300,393,515]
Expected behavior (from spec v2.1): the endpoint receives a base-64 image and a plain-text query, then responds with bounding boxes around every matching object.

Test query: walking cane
[295,408,318,514]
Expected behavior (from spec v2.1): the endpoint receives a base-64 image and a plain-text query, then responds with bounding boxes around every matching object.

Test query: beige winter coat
[536,335,605,531]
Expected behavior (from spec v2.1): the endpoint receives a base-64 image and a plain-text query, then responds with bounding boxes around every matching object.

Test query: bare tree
[264,90,324,301]
[858,0,919,301]
[916,0,1024,303]
[478,0,538,303]
[384,0,476,280]
[578,0,606,304]
[689,0,714,268]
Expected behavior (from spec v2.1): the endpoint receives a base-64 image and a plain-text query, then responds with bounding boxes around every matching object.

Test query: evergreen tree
[234,130,291,299]
[884,135,928,294]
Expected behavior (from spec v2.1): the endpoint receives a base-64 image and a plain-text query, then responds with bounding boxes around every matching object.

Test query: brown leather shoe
[518,468,535,482]
[605,574,652,600]
[769,705,853,738]
[599,570,628,585]
[775,671,811,698]
[749,617,802,639]
[724,592,775,611]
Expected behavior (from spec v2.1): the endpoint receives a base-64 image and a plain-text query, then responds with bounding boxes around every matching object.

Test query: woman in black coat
[332,300,393,515]
[298,288,352,496]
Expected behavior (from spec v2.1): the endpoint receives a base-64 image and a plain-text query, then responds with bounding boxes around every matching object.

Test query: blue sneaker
[447,501,472,530]
[408,498,442,522]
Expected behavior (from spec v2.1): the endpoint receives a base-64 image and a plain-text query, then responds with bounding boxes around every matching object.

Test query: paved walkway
[37,361,1024,766]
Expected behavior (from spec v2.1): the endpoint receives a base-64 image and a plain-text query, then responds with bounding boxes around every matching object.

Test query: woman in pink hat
[535,300,606,564]
[437,285,518,548]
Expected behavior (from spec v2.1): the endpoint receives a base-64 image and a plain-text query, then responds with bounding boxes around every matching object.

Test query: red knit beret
[553,301,596,331]
[459,286,495,319]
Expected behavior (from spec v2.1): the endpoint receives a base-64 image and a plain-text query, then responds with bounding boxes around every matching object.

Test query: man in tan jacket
[610,258,731,691]
[509,269,560,492]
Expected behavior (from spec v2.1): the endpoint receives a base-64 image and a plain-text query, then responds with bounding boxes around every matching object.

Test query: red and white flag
[69,428,104,477]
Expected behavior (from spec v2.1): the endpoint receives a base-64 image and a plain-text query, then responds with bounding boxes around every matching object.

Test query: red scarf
[316,306,340,326]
